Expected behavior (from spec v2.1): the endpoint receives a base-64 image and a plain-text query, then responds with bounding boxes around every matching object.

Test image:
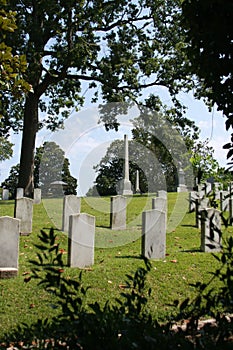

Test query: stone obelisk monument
[119,134,133,195]
[135,170,140,193]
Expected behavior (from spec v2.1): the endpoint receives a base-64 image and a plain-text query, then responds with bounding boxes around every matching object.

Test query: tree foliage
[2,0,194,196]
[0,136,13,161]
[182,0,233,119]
[182,0,233,167]
[1,141,77,198]
[0,0,30,123]
[189,139,220,185]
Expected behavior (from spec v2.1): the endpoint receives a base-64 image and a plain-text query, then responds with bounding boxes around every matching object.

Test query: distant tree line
[1,142,77,199]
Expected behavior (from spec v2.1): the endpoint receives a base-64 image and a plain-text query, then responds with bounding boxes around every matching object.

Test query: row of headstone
[1,187,41,204]
[190,188,223,252]
[67,191,168,266]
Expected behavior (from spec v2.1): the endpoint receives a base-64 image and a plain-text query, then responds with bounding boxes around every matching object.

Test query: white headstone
[152,197,167,232]
[229,198,233,226]
[189,191,198,212]
[177,168,188,192]
[2,189,9,200]
[200,208,222,252]
[220,191,229,212]
[196,197,209,228]
[157,190,167,199]
[62,195,81,232]
[214,182,221,200]
[15,197,33,235]
[16,188,24,199]
[0,216,20,278]
[141,209,166,259]
[205,182,212,195]
[33,188,41,204]
[68,213,95,268]
[110,195,127,230]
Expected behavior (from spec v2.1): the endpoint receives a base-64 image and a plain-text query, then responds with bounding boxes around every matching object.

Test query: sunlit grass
[0,194,232,337]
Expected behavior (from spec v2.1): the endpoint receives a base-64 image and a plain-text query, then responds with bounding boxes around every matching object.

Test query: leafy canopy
[3,0,192,133]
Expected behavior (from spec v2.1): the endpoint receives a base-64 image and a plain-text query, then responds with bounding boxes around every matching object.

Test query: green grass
[0,194,232,337]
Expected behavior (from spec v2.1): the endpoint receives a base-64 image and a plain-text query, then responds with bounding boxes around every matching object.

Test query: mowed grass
[0,193,232,338]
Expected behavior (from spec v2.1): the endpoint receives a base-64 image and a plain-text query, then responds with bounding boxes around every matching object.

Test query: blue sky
[0,91,230,196]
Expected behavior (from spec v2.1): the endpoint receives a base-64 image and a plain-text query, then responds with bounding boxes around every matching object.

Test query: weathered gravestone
[177,168,188,192]
[110,195,127,230]
[157,190,167,199]
[33,188,41,204]
[200,208,222,252]
[195,197,209,228]
[229,198,233,226]
[189,191,198,212]
[204,182,212,196]
[152,197,167,232]
[68,213,95,268]
[214,182,221,200]
[62,195,81,232]
[0,216,20,278]
[2,189,9,200]
[15,197,33,235]
[141,209,166,259]
[16,187,24,199]
[220,191,230,212]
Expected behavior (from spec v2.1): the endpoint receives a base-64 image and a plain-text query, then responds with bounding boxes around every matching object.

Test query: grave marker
[15,197,33,235]
[152,197,167,231]
[157,190,167,199]
[0,216,20,278]
[16,187,24,199]
[62,195,81,232]
[110,195,127,230]
[200,208,222,252]
[220,191,229,212]
[189,191,198,212]
[141,209,166,259]
[68,213,95,268]
[33,188,41,204]
[2,189,9,200]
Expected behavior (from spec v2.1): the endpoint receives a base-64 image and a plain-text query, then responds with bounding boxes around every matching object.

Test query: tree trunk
[18,93,39,198]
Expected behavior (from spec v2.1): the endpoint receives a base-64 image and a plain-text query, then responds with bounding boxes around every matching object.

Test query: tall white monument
[119,134,133,195]
[135,170,140,193]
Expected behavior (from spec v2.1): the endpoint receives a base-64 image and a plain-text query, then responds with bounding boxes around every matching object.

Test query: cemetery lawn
[0,193,232,339]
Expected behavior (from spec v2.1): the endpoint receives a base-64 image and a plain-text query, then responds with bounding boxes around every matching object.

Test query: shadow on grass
[96,224,111,229]
[181,224,197,228]
[115,255,143,260]
[181,248,201,253]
